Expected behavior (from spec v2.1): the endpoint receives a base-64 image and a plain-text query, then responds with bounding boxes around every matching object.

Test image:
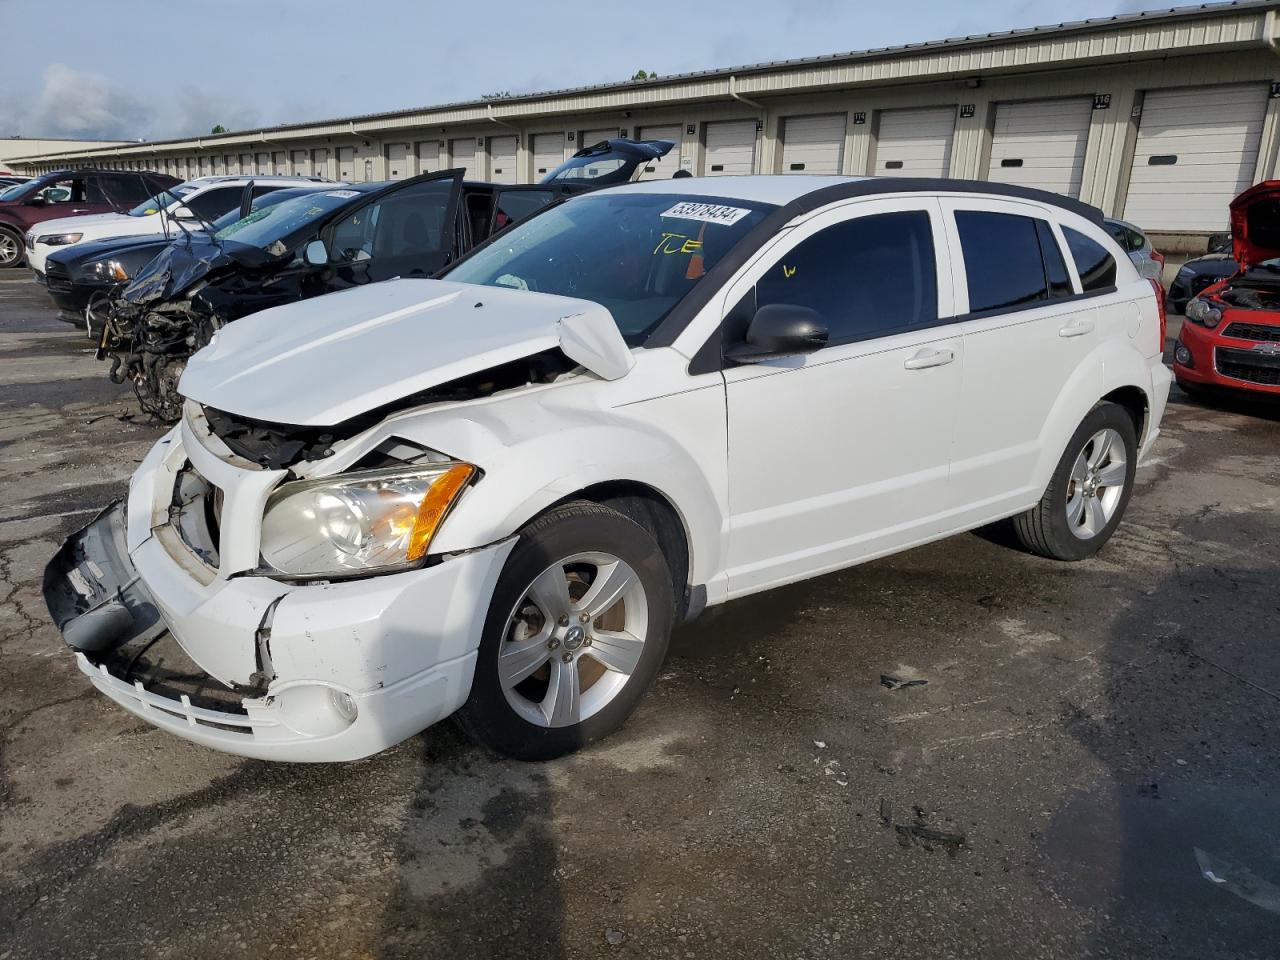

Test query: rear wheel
[1013,403,1137,561]
[457,501,674,760]
[0,227,24,269]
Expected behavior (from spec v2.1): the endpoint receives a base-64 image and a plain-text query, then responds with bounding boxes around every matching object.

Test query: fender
[1028,336,1154,494]
[380,381,729,589]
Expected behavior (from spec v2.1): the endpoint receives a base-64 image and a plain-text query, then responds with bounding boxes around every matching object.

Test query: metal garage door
[873,107,955,176]
[415,141,439,174]
[290,150,308,176]
[986,98,1093,198]
[1123,83,1268,232]
[581,128,616,148]
[637,125,682,180]
[780,114,846,174]
[533,134,564,178]
[450,139,478,179]
[312,148,329,178]
[704,120,757,175]
[386,143,410,180]
[337,147,355,180]
[255,152,270,174]
[489,136,518,184]
[239,154,253,175]
[272,152,286,175]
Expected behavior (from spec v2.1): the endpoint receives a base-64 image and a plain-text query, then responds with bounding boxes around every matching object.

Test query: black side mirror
[1206,232,1231,255]
[725,303,828,364]
[26,196,46,207]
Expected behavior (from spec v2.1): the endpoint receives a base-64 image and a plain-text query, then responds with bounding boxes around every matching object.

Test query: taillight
[1149,278,1167,349]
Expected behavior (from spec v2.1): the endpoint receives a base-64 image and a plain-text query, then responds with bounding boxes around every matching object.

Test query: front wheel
[1013,403,1138,561]
[0,227,24,269]
[457,500,674,760]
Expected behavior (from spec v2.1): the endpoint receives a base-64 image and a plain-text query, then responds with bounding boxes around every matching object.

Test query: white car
[26,175,333,278]
[44,175,1171,763]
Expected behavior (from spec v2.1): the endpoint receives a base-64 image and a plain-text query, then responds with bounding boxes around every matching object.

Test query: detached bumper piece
[43,500,164,655]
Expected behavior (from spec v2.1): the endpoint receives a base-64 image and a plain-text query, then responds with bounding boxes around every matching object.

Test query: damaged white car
[44,176,1171,762]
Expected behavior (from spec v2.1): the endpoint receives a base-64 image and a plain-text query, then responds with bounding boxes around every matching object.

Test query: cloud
[0,63,263,142]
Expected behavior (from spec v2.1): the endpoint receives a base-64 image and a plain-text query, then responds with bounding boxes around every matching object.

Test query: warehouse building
[13,1,1280,248]
[1,137,131,171]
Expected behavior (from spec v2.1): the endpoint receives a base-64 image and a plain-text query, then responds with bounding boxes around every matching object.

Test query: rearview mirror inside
[725,303,828,364]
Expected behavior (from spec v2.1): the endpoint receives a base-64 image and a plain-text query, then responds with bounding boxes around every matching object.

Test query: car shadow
[1038,552,1280,956]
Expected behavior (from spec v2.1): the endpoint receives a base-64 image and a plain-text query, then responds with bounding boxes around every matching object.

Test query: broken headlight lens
[258,463,475,578]
[88,259,130,282]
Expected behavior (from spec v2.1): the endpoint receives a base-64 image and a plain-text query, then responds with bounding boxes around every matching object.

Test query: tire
[1012,403,1138,561]
[457,500,674,760]
[0,227,24,269]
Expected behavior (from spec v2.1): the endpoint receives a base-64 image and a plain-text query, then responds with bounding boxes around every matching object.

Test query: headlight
[88,259,130,282]
[37,232,83,246]
[258,463,476,578]
[1186,297,1223,328]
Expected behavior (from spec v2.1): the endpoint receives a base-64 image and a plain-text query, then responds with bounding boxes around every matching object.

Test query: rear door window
[1063,227,1118,292]
[749,210,938,346]
[956,210,1077,314]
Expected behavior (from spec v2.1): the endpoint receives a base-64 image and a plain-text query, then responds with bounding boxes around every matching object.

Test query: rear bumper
[1144,357,1173,460]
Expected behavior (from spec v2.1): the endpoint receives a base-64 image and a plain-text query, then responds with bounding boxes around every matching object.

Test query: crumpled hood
[1229,180,1280,269]
[180,278,634,426]
[119,234,234,306]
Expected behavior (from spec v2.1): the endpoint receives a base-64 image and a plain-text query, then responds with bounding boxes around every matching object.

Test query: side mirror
[171,204,196,220]
[1206,232,1231,255]
[725,303,828,364]
[303,239,329,267]
[26,196,46,207]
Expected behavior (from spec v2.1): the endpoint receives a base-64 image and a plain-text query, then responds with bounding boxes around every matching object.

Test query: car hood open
[1229,180,1280,269]
[179,278,635,426]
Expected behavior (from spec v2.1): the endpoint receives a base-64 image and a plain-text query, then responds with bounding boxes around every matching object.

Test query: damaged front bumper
[43,428,515,762]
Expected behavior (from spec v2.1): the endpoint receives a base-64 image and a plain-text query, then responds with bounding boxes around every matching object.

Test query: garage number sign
[1093,94,1112,110]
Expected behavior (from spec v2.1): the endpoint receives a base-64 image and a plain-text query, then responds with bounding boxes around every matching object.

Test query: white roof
[606,175,865,205]
[178,176,334,191]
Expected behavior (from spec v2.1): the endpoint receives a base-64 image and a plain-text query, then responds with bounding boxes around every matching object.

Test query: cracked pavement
[2,275,1279,959]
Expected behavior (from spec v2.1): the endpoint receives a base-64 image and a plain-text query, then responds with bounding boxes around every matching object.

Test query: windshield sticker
[324,190,360,199]
[660,201,751,226]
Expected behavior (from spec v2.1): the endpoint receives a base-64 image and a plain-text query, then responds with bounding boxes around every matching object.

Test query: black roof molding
[644,177,1105,349]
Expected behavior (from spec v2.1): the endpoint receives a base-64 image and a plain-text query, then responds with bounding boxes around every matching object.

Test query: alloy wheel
[1065,427,1128,539]
[498,551,649,728]
[0,232,19,267]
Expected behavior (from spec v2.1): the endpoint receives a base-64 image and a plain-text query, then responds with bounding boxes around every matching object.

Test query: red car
[1174,180,1280,397]
[0,168,178,270]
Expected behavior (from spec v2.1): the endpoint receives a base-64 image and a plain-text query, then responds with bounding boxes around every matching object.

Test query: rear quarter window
[1063,227,1118,292]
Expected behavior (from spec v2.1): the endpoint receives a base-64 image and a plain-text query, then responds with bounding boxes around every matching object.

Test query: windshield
[443,191,773,340]
[209,188,324,231]
[128,185,195,217]
[0,180,38,202]
[214,188,365,250]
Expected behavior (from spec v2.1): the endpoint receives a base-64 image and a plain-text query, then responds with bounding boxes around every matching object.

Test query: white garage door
[336,147,355,181]
[312,148,330,178]
[386,143,410,180]
[291,151,310,176]
[781,114,846,174]
[1123,83,1268,232]
[533,134,565,179]
[581,128,616,148]
[489,135,518,184]
[450,139,478,179]
[637,125,682,180]
[415,141,439,174]
[255,152,270,174]
[986,98,1093,198]
[874,107,956,176]
[704,120,757,175]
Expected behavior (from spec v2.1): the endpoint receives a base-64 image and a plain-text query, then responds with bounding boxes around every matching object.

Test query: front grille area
[1216,346,1280,386]
[1222,321,1280,344]
[45,260,73,293]
[171,463,221,569]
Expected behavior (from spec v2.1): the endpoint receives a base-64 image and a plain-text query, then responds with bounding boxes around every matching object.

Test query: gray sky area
[0,0,1188,141]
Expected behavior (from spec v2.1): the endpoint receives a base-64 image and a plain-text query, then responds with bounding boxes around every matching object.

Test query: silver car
[1105,217,1164,281]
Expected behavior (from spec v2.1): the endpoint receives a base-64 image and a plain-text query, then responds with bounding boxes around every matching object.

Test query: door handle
[1058,317,1096,338]
[903,347,956,370]
[71,207,90,213]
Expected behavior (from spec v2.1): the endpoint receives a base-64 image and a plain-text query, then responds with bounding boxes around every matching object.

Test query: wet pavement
[2,274,1279,959]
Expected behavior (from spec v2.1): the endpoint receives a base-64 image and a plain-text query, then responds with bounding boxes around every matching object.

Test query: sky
[0,0,1189,142]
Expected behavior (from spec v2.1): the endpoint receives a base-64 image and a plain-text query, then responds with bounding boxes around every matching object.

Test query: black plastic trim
[955,286,1119,324]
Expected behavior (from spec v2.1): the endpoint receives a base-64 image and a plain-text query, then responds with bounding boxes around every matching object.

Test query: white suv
[26,175,333,278]
[44,176,1171,763]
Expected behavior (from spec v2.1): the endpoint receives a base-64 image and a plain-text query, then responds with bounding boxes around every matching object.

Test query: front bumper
[1175,316,1280,396]
[44,424,515,762]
